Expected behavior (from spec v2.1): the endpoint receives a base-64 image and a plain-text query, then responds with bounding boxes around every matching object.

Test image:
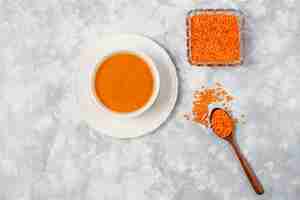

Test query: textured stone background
[0,0,300,199]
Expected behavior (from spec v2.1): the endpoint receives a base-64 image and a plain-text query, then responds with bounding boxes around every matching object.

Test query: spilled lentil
[185,83,234,127]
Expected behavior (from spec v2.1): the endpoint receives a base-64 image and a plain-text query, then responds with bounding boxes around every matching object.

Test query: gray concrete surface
[0,0,300,199]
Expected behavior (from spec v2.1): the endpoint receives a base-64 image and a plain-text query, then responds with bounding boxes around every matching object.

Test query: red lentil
[187,11,242,65]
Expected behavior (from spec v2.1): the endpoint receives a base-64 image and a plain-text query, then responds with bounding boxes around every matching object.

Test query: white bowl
[90,50,160,118]
[78,34,178,138]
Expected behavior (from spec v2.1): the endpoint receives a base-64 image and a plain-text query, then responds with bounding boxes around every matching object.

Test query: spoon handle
[228,139,264,195]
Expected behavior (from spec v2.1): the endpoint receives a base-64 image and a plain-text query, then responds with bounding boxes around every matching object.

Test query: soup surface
[94,52,154,113]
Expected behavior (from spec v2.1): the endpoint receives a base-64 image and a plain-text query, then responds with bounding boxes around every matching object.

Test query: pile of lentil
[187,11,241,65]
[185,83,234,127]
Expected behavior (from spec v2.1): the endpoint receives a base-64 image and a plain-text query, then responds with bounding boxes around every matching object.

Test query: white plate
[77,34,178,139]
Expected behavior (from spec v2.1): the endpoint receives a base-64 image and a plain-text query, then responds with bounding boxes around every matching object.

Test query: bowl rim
[89,49,160,118]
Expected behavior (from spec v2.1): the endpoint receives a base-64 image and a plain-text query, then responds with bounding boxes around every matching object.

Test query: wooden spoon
[209,108,264,195]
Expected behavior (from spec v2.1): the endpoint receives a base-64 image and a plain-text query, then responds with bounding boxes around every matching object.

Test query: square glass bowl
[187,9,244,66]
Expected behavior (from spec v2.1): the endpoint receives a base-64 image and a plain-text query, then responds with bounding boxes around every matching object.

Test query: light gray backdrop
[0,0,299,199]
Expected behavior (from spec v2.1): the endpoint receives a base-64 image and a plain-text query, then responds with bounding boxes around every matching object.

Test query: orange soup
[94,52,154,113]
